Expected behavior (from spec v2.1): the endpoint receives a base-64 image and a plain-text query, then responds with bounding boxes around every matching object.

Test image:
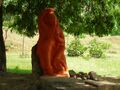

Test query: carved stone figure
[36,8,69,77]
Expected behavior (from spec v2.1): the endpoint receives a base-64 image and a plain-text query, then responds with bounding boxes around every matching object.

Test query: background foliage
[3,0,120,37]
[67,38,87,56]
[67,38,111,58]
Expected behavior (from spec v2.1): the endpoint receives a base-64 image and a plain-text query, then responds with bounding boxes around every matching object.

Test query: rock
[69,70,77,78]
[88,71,98,81]
[36,76,95,90]
[31,45,43,77]
[78,72,88,80]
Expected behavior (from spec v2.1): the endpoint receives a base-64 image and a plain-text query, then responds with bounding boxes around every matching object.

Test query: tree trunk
[22,35,25,56]
[0,1,6,72]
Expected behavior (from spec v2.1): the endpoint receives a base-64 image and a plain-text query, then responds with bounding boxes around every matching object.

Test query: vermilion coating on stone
[36,8,69,77]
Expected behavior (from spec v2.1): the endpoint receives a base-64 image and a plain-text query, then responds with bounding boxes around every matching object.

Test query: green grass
[7,69,31,74]
[7,53,32,74]
[6,53,120,77]
[66,57,120,77]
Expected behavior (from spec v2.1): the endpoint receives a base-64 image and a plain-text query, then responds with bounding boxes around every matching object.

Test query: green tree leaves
[3,0,120,37]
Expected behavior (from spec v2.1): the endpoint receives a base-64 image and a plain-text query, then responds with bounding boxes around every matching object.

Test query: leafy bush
[88,39,111,58]
[67,38,111,58]
[67,39,87,56]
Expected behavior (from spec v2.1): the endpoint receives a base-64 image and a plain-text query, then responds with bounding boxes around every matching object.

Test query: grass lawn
[7,53,32,74]
[5,31,120,77]
[6,52,120,77]
[67,56,120,77]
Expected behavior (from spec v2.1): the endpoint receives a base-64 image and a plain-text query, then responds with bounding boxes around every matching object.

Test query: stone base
[36,76,120,90]
[0,74,120,90]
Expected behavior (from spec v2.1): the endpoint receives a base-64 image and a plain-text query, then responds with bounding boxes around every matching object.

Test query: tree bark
[0,1,6,72]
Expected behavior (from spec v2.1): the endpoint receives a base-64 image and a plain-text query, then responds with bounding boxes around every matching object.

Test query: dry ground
[3,31,120,55]
[0,72,120,90]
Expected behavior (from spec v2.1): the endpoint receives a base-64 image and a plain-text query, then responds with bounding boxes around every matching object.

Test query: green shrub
[88,39,111,58]
[67,38,111,58]
[67,39,87,56]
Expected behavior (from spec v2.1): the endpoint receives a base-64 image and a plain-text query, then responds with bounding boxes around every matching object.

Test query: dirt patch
[0,72,37,90]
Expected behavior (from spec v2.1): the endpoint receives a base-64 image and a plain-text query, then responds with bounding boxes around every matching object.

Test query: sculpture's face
[43,8,55,15]
[42,8,56,28]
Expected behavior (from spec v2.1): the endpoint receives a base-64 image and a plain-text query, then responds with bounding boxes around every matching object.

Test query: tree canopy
[3,0,120,37]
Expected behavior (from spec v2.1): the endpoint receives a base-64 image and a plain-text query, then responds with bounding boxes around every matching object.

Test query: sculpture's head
[38,7,58,30]
[46,8,55,13]
[39,8,56,27]
[42,8,55,15]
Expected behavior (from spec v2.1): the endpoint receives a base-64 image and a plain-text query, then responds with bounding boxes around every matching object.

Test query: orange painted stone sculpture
[36,8,69,77]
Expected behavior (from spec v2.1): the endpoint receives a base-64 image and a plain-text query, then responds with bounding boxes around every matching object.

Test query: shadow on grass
[7,68,32,74]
